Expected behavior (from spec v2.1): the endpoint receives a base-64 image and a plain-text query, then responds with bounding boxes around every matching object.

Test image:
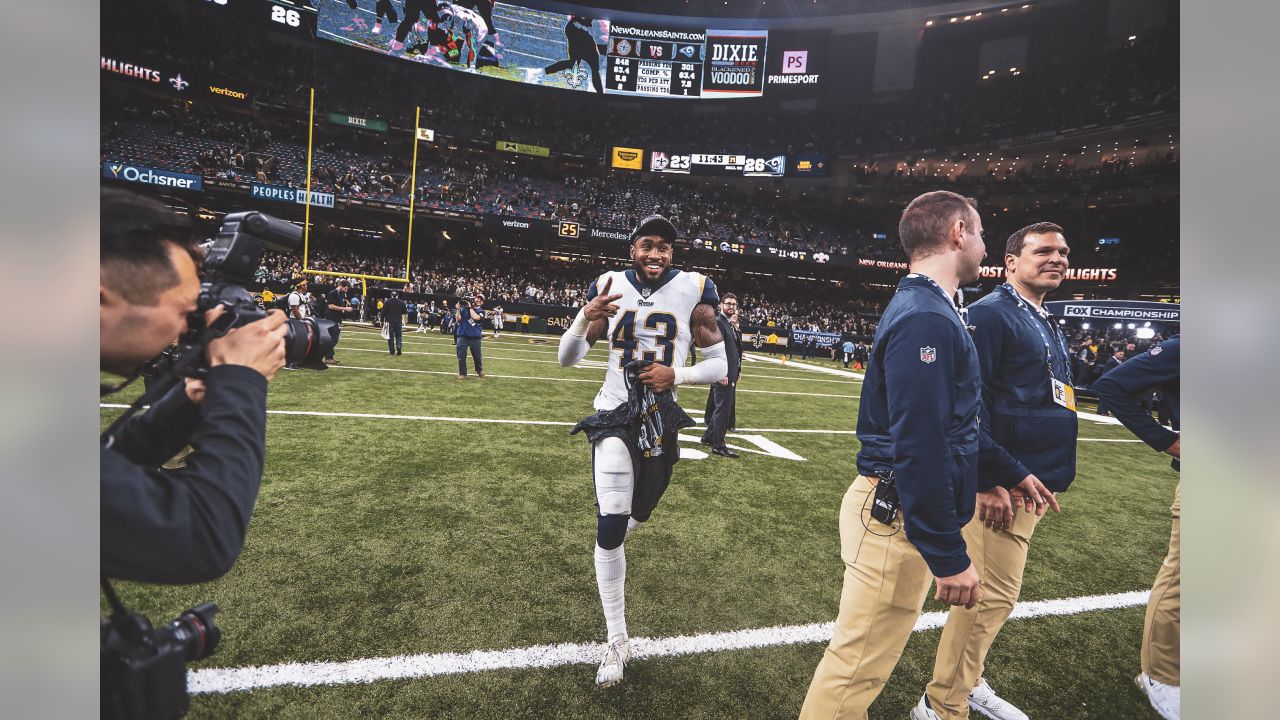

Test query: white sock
[594,543,627,642]
[626,517,640,534]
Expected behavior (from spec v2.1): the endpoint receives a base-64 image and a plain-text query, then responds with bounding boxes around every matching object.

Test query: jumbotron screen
[317,2,814,99]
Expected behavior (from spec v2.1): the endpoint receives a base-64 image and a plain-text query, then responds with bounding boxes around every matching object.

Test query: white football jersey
[588,268,719,410]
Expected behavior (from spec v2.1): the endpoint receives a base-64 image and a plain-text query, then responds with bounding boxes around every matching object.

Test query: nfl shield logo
[641,288,652,298]
[920,347,937,363]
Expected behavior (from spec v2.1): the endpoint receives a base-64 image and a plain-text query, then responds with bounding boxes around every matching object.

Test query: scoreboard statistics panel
[650,151,785,177]
[606,24,706,97]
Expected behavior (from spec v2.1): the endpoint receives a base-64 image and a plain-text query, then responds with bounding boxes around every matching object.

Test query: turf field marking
[323,361,860,398]
[334,365,600,384]
[745,353,866,380]
[343,329,861,384]
[186,589,1149,694]
[99,404,1137,441]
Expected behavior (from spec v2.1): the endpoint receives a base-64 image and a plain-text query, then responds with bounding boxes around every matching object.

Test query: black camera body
[101,601,220,720]
[184,211,338,371]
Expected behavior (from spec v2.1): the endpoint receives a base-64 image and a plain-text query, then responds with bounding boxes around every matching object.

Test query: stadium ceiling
[529,0,970,20]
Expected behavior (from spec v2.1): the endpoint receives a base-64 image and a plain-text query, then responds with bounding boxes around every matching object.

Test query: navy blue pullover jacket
[456,305,484,338]
[1093,337,1180,470]
[856,274,981,577]
[968,287,1079,492]
[101,365,269,583]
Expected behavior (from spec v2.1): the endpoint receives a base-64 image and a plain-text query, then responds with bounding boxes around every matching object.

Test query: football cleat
[595,638,632,688]
[968,679,1029,720]
[1135,673,1180,720]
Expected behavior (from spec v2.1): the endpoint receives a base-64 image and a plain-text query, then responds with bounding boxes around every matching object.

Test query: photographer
[100,189,287,584]
[455,292,485,379]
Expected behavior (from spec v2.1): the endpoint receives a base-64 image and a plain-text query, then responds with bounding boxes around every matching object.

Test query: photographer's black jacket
[102,365,268,584]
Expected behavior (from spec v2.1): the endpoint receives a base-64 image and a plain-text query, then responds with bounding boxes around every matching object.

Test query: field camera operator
[101,188,286,584]
[100,188,335,719]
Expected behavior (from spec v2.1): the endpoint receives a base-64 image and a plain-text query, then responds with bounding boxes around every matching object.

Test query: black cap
[630,214,678,245]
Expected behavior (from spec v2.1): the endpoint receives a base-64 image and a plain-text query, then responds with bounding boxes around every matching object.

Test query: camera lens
[169,603,221,662]
[282,317,340,367]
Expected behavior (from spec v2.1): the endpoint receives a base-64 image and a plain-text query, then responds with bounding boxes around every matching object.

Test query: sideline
[188,590,1150,693]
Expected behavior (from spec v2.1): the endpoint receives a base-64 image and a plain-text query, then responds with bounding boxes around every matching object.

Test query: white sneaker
[909,694,941,720]
[371,19,382,34]
[1135,672,1180,720]
[968,679,1029,720]
[595,638,631,687]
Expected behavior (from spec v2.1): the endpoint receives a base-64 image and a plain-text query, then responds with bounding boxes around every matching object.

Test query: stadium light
[926,19,934,26]
[1127,323,1136,329]
[1136,328,1156,339]
[1058,319,1067,325]
[1144,321,1151,327]
[1113,322,1123,329]
[1081,323,1091,330]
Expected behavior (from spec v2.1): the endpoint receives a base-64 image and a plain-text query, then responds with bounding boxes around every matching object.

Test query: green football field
[101,323,1179,719]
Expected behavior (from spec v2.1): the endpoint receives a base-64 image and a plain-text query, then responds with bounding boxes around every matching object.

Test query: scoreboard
[606,24,705,97]
[191,0,316,39]
[649,151,786,177]
[605,24,766,98]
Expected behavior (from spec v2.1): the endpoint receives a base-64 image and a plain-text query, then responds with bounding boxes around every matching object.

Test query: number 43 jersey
[587,268,719,411]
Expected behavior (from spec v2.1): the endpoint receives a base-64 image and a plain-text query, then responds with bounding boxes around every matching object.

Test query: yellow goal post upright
[300,90,425,299]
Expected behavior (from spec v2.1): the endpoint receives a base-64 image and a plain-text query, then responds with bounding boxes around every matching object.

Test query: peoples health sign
[250,183,335,208]
[102,162,202,191]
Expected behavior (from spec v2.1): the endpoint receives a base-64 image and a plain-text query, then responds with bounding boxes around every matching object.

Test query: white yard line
[187,590,1149,694]
[321,358,858,398]
[744,353,866,380]
[98,404,1139,441]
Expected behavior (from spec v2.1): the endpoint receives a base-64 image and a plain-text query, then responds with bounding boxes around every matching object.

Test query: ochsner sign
[102,162,202,190]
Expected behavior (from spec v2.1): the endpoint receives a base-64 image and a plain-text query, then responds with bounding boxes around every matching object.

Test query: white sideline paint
[344,330,861,385]
[744,352,866,381]
[677,433,807,462]
[98,404,1140,442]
[187,590,1149,694]
[325,362,858,399]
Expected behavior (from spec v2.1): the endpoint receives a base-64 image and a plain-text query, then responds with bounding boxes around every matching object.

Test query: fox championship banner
[789,329,841,350]
[1045,300,1180,324]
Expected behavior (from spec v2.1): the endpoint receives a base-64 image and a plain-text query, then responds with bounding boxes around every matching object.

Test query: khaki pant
[925,499,1044,719]
[1142,482,1180,685]
[800,476,935,720]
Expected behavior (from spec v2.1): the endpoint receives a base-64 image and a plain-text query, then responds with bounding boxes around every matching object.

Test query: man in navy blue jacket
[917,223,1069,720]
[1094,337,1181,720]
[802,191,992,719]
[455,292,486,378]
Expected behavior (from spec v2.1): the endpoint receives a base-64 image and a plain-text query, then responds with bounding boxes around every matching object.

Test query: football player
[558,215,727,687]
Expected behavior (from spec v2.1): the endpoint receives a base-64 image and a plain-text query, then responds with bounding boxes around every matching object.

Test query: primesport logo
[103,162,202,190]
[782,50,808,74]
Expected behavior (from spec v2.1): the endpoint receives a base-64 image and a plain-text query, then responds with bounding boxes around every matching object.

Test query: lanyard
[907,273,969,327]
[999,283,1072,385]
